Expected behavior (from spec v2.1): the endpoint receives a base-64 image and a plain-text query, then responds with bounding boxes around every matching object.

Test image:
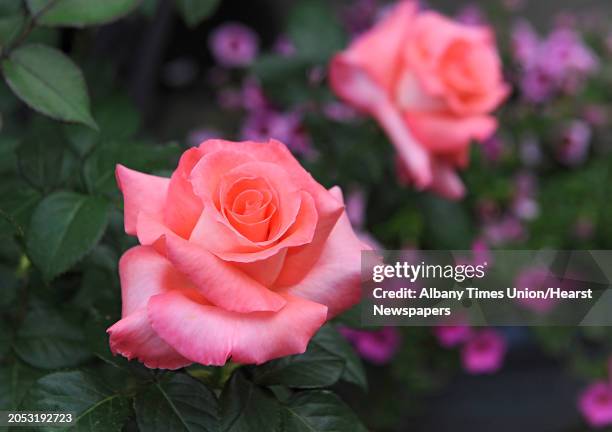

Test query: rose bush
[107,138,366,368]
[330,0,509,199]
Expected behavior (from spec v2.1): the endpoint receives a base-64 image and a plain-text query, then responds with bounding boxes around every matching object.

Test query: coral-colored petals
[429,160,466,200]
[147,290,328,365]
[115,165,170,236]
[107,308,191,370]
[405,112,498,154]
[164,234,286,312]
[118,245,193,317]
[164,148,205,239]
[190,149,255,204]
[189,190,317,263]
[331,0,415,95]
[283,187,364,317]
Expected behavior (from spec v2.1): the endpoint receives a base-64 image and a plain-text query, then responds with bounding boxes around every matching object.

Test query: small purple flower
[579,381,612,428]
[456,4,486,26]
[520,67,556,103]
[557,120,591,166]
[583,104,607,127]
[241,78,267,111]
[209,22,259,68]
[339,326,401,365]
[481,135,505,162]
[511,20,539,66]
[217,88,243,111]
[511,172,539,221]
[514,267,560,313]
[241,111,290,143]
[483,215,526,245]
[322,101,359,122]
[461,329,506,374]
[433,325,472,348]
[274,35,296,57]
[341,0,379,36]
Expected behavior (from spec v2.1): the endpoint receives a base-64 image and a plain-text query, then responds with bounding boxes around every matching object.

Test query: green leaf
[220,371,281,432]
[2,44,97,128]
[135,373,219,432]
[26,191,110,281]
[287,0,346,62]
[252,344,344,389]
[23,370,130,431]
[0,262,18,308]
[252,325,366,390]
[16,120,67,191]
[27,0,140,27]
[309,325,367,390]
[0,361,44,410]
[0,178,42,235]
[13,306,92,369]
[83,140,180,194]
[0,12,24,48]
[176,0,220,28]
[280,391,368,432]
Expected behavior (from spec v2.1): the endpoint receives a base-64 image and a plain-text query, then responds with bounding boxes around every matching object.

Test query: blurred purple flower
[511,172,539,221]
[461,329,506,374]
[209,22,259,68]
[583,104,607,127]
[514,21,599,102]
[557,120,591,166]
[433,325,472,348]
[339,326,401,365]
[241,78,268,111]
[579,381,612,428]
[456,4,486,26]
[274,35,296,57]
[323,101,359,122]
[483,215,526,245]
[511,20,539,66]
[514,267,559,313]
[186,128,220,147]
[217,88,243,111]
[241,110,314,157]
[481,135,505,162]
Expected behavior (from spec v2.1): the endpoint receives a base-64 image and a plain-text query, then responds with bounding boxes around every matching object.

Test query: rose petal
[116,165,169,236]
[190,191,317,263]
[405,112,498,154]
[164,234,286,313]
[107,308,191,370]
[118,245,193,317]
[282,186,366,317]
[147,290,328,365]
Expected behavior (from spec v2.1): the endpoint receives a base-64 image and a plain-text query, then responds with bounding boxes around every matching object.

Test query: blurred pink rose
[108,139,367,368]
[330,0,509,199]
[579,381,612,428]
[461,329,506,374]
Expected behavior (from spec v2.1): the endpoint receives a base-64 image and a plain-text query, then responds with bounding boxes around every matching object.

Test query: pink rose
[107,139,367,368]
[330,1,509,199]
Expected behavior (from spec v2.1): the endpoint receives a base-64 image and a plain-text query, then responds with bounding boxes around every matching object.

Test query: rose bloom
[330,1,509,199]
[107,139,367,368]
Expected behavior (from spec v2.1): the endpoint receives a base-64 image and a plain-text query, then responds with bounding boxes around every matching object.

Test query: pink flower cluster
[434,324,507,375]
[512,20,599,103]
[580,362,612,429]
